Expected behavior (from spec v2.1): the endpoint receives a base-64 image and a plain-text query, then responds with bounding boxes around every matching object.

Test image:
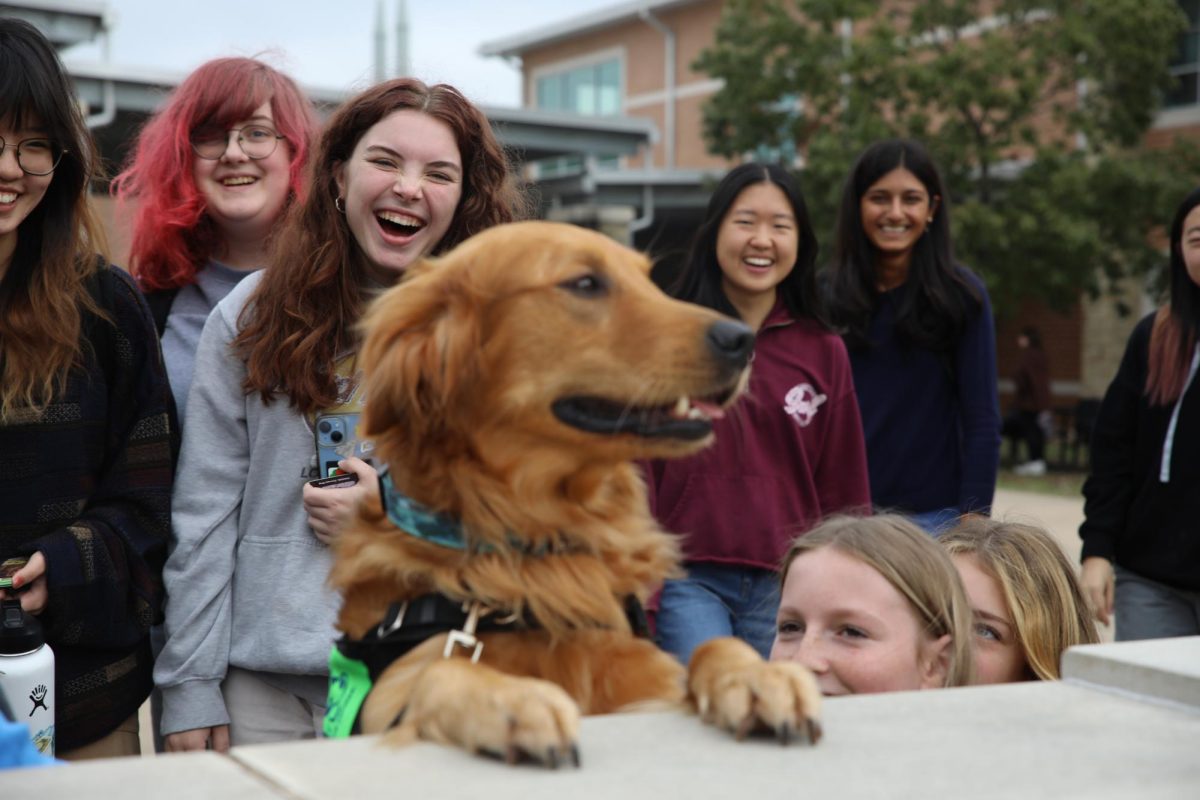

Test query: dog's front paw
[687,637,822,745]
[399,658,582,768]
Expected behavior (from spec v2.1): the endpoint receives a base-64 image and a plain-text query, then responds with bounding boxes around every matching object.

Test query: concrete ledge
[2,750,285,798]
[222,682,1198,800]
[1063,636,1200,710]
[7,639,1200,798]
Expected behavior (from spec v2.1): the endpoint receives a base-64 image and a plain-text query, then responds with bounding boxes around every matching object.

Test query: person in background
[1003,326,1052,477]
[645,163,870,666]
[112,57,317,419]
[941,518,1099,683]
[0,18,174,758]
[770,515,974,694]
[825,139,1000,535]
[1079,187,1200,641]
[155,78,526,751]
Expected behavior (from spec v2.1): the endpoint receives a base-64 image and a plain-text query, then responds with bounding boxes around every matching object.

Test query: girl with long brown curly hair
[0,18,174,759]
[154,77,526,751]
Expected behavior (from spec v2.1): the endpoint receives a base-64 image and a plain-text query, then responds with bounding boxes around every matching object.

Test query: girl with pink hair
[112,57,317,418]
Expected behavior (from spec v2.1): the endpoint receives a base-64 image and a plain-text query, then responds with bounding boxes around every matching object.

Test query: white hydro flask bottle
[0,598,55,755]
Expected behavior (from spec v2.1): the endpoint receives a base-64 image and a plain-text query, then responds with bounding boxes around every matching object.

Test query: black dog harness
[325,593,650,737]
[323,477,653,739]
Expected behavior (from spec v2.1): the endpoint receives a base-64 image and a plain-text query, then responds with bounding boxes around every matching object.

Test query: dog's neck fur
[332,439,681,641]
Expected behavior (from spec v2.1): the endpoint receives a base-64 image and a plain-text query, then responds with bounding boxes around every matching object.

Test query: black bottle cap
[0,598,44,655]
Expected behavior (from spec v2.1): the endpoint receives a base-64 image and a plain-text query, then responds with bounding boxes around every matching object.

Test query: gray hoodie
[155,272,339,737]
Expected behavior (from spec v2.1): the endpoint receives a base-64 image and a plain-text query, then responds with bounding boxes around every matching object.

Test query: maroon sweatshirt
[645,303,871,570]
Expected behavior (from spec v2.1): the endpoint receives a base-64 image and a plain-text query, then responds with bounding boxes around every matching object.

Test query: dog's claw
[545,747,560,770]
[504,744,520,765]
[806,717,823,745]
[777,722,793,746]
[569,744,581,768]
[734,713,756,741]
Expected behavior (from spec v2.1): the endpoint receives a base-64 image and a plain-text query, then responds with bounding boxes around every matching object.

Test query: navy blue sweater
[0,264,175,751]
[848,268,1000,515]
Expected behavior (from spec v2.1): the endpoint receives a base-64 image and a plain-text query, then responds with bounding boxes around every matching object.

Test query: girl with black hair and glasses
[825,139,1000,535]
[0,18,175,759]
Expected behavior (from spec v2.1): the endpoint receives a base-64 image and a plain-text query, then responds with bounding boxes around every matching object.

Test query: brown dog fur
[331,221,820,761]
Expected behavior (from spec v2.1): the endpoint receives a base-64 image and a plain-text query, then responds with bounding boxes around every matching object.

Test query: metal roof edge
[478,0,703,58]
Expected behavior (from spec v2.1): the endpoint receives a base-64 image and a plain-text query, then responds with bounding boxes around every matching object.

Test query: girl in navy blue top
[825,139,1000,534]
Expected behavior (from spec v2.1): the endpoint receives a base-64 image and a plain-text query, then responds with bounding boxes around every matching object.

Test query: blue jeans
[655,562,779,665]
[1114,565,1200,641]
[907,508,962,537]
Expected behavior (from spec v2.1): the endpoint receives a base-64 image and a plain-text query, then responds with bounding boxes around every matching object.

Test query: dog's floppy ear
[359,264,481,439]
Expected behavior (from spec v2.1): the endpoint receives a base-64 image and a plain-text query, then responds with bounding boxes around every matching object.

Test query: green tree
[695,0,1200,316]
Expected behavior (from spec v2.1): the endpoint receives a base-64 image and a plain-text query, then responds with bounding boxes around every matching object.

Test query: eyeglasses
[0,136,66,176]
[189,125,286,161]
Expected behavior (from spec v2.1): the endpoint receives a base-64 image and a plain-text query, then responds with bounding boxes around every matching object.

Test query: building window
[1167,0,1200,107]
[750,96,802,167]
[534,58,621,177]
[536,59,621,116]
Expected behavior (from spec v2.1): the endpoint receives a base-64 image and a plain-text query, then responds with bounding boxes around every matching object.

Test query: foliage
[695,0,1200,316]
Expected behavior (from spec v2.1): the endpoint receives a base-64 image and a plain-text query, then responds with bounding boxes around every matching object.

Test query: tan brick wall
[90,193,134,271]
[1080,280,1152,398]
[996,301,1082,409]
[519,0,731,170]
[1146,122,1200,149]
[674,93,732,169]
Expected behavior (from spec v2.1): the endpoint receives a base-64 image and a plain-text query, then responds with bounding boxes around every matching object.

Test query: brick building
[482,0,1197,459]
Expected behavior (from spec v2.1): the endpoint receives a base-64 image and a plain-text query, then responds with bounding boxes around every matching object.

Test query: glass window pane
[1172,31,1200,66]
[566,68,592,114]
[1182,0,1200,27]
[1165,70,1199,107]
[539,59,621,116]
[597,60,620,115]
[537,75,564,111]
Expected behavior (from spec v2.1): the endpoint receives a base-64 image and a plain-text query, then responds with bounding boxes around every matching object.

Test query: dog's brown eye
[560,274,608,297]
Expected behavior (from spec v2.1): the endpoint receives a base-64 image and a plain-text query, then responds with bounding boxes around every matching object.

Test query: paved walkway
[992,487,1085,561]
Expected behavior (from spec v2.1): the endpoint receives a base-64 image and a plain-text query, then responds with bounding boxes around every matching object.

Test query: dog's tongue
[692,399,725,420]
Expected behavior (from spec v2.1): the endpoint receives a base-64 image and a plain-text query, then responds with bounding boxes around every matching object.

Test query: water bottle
[0,598,55,755]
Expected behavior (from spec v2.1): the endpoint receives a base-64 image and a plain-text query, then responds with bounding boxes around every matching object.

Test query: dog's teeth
[673,396,690,417]
[686,407,705,420]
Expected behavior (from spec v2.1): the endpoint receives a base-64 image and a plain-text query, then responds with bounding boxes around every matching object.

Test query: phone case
[314,412,374,478]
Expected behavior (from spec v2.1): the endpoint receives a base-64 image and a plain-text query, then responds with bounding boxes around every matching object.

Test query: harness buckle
[376,601,409,638]
[443,601,486,663]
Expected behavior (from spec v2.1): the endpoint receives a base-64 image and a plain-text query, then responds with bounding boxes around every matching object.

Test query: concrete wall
[7,637,1199,798]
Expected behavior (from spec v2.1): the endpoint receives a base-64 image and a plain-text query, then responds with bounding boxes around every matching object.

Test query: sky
[63,0,622,107]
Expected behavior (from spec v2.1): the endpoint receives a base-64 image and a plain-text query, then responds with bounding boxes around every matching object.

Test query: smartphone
[0,557,28,590]
[314,412,374,478]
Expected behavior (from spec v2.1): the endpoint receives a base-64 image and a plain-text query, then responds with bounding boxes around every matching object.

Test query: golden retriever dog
[329,221,820,766]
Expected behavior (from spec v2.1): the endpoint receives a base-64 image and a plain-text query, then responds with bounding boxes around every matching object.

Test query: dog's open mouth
[552,390,735,440]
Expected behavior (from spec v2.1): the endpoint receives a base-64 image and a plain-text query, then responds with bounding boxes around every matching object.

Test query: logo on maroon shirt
[783,383,826,427]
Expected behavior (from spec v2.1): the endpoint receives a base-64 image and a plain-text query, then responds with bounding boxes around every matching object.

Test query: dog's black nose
[706,319,755,367]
